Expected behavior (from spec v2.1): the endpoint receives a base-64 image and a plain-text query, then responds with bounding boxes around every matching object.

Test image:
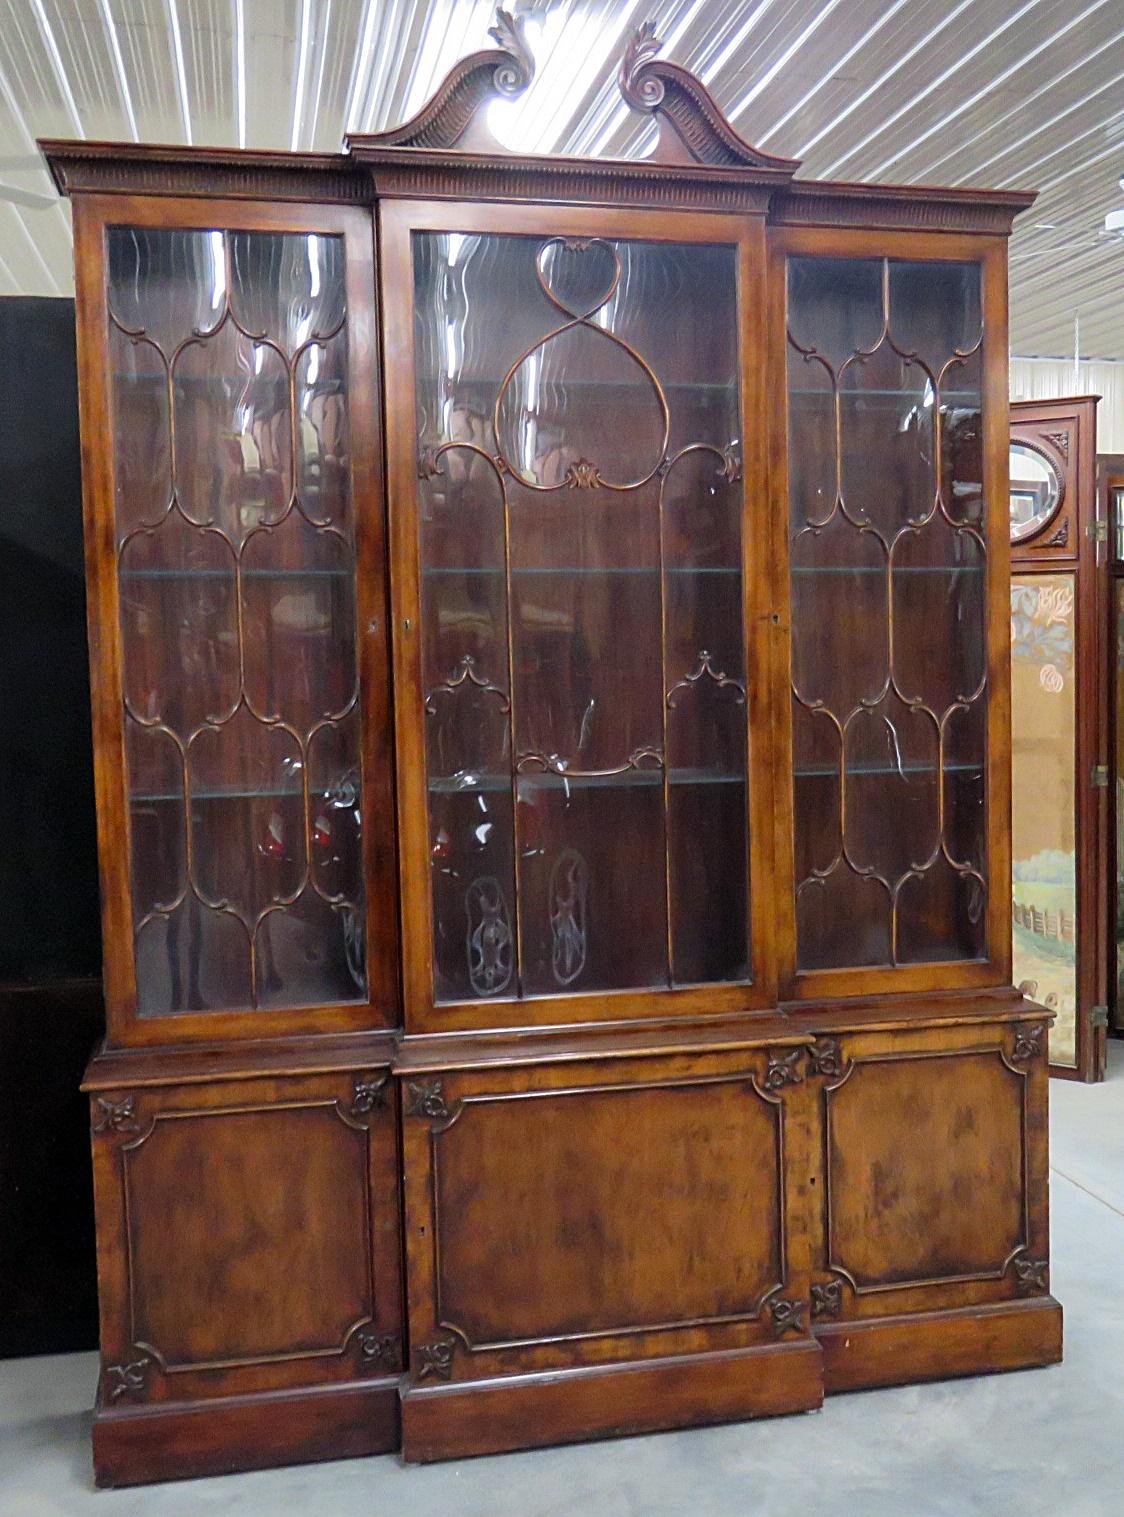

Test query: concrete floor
[3,1049,1124,1516]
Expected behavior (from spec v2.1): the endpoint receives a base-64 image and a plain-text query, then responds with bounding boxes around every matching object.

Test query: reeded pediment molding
[349,8,534,153]
[351,9,799,184]
[619,20,799,173]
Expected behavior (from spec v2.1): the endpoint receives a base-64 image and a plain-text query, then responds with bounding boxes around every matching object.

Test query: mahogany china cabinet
[1009,396,1107,1080]
[42,12,1060,1488]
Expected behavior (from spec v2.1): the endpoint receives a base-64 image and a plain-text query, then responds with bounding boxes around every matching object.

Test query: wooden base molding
[400,1341,823,1463]
[817,1298,1063,1395]
[92,1376,399,1488]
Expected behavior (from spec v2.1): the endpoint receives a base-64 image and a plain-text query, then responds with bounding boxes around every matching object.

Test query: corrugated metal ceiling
[1,0,1122,356]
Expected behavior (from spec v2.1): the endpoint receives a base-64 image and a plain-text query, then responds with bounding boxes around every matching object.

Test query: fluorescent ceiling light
[166,0,192,145]
[291,0,313,150]
[29,0,83,136]
[99,0,139,141]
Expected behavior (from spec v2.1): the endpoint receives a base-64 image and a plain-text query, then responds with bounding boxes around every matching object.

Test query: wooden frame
[1010,397,1106,1081]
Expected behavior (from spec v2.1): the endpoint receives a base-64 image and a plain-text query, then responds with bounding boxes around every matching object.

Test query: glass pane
[787,256,986,971]
[107,225,365,1015]
[1011,575,1077,1065]
[413,232,748,1003]
[1009,442,1062,542]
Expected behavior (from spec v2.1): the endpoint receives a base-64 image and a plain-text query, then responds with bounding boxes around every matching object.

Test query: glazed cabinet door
[72,197,395,1044]
[774,232,1011,999]
[381,201,775,1031]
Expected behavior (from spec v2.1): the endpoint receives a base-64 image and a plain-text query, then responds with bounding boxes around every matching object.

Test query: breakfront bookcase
[43,13,1059,1488]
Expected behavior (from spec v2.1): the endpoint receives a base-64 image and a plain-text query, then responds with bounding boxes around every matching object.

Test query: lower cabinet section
[85,1052,403,1486]
[82,1000,1064,1481]
[396,1037,823,1461]
[797,998,1063,1391]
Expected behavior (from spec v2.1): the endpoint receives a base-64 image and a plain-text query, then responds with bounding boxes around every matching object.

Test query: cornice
[38,139,365,205]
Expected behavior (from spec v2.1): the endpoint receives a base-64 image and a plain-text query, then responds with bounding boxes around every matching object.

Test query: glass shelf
[791,564,983,576]
[131,786,308,803]
[120,567,351,581]
[423,565,740,579]
[794,761,983,778]
[417,373,737,397]
[427,768,745,795]
[788,387,980,402]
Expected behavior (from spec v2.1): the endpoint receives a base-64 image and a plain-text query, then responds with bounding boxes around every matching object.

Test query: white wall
[1010,357,1124,453]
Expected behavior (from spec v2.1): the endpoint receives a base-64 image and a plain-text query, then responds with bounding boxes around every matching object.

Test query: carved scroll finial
[621,20,665,110]
[350,5,535,152]
[616,19,800,173]
[488,8,534,97]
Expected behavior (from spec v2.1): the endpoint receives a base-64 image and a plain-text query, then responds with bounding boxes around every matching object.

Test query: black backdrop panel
[0,296,101,1355]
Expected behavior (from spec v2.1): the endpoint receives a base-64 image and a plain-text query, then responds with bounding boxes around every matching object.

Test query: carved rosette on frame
[415,1337,458,1381]
[404,1079,452,1122]
[810,1279,845,1320]
[102,1355,151,1403]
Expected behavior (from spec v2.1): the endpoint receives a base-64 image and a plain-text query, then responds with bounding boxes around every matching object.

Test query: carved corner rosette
[92,1095,138,1136]
[1012,1256,1049,1295]
[415,1336,458,1381]
[806,1037,847,1079]
[1009,1023,1046,1066]
[349,1074,389,1119]
[404,1078,451,1122]
[103,1354,150,1403]
[1043,428,1070,459]
[1044,518,1069,548]
[810,1279,845,1320]
[762,1048,804,1092]
[769,1296,805,1337]
[356,1330,401,1372]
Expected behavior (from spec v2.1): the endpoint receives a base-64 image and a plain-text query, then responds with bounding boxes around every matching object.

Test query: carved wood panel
[399,1046,813,1382]
[89,1069,402,1403]
[801,1014,1051,1324]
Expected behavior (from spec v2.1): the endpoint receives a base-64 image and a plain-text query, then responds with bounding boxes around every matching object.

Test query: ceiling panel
[0,0,1122,356]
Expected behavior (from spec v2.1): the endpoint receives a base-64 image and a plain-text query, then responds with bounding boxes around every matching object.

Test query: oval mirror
[1010,442,1063,542]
